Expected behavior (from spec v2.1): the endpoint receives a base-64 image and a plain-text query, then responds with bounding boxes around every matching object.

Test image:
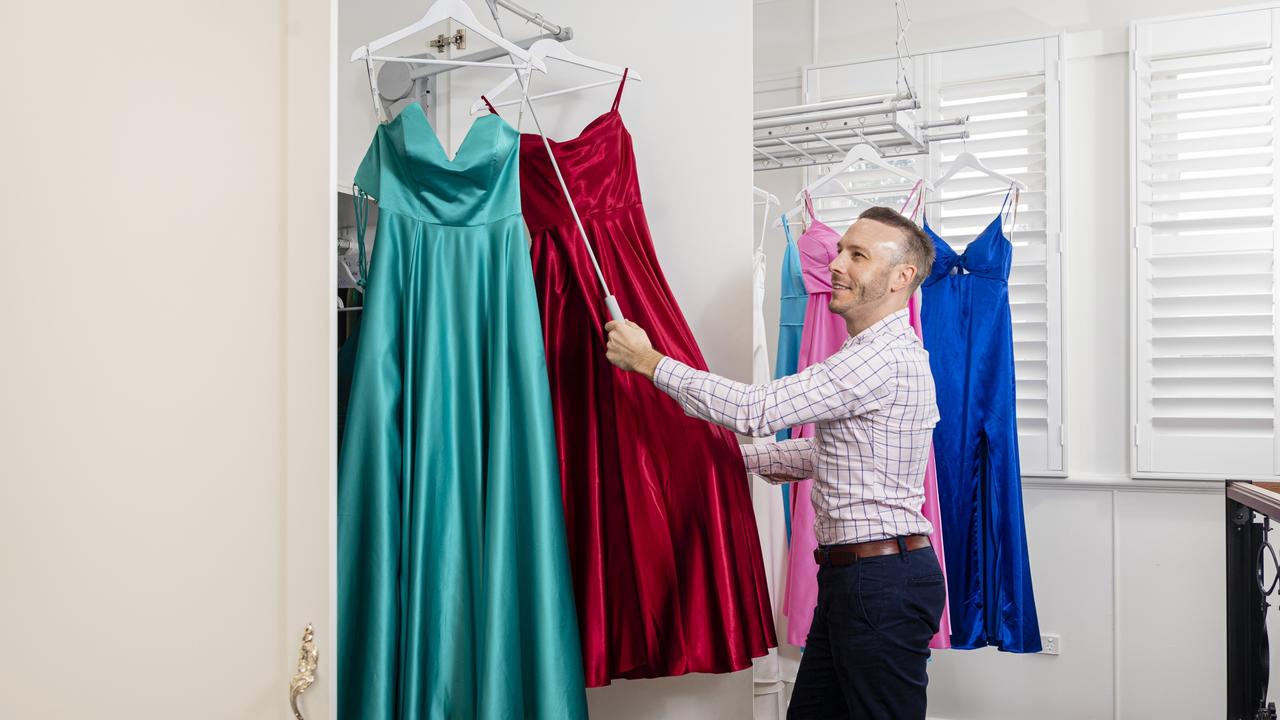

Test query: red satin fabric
[519,104,776,687]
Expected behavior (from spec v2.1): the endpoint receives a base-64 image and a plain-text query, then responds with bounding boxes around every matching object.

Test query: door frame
[284,0,338,717]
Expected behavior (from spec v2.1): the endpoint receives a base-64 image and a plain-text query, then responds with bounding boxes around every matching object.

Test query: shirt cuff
[651,356,694,396]
[740,442,769,475]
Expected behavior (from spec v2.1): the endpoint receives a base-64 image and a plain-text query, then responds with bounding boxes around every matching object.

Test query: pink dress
[783,189,951,649]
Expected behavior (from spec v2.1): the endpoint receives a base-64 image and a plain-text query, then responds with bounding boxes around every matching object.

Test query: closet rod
[753,93,912,121]
[490,0,566,36]
[753,99,919,131]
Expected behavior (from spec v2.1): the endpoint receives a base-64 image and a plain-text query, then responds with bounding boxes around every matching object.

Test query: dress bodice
[354,103,521,227]
[518,111,643,232]
[796,218,842,296]
[923,215,1014,285]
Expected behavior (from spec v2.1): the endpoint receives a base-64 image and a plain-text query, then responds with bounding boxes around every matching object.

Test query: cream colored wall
[0,1,312,718]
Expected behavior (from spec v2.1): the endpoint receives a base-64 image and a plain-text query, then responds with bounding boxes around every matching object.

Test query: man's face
[828,218,907,316]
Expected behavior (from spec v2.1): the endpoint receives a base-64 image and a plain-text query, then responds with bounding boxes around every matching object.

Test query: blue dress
[920,201,1041,653]
[775,216,808,540]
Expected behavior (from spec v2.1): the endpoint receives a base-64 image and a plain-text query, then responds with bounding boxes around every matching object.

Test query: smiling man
[605,206,945,720]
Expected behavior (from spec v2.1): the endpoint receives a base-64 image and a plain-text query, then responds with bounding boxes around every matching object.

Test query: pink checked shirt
[651,308,939,545]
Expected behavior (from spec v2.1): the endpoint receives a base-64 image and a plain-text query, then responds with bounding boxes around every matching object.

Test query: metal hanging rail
[491,0,565,36]
[753,92,970,171]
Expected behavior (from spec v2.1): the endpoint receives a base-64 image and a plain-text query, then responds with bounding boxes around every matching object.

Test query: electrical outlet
[1040,634,1061,656]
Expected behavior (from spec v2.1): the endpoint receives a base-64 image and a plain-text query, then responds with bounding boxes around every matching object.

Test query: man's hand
[605,319,665,379]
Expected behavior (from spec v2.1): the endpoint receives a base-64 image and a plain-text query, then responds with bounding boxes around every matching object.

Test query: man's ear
[895,263,917,293]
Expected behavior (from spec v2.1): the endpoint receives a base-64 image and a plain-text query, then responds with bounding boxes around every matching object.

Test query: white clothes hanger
[753,186,780,207]
[490,77,627,110]
[754,189,777,255]
[470,38,641,115]
[774,177,871,228]
[350,0,545,68]
[351,0,548,122]
[795,141,931,203]
[933,151,1027,190]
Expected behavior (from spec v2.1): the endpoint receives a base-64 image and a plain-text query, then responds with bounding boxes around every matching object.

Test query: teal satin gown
[338,103,588,719]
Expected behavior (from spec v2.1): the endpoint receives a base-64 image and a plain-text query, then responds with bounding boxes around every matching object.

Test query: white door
[0,1,335,718]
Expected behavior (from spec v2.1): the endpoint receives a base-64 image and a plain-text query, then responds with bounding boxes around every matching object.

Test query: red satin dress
[516,74,776,687]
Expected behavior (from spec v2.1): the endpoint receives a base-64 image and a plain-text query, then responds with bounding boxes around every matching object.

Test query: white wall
[339,1,755,717]
[753,1,1240,718]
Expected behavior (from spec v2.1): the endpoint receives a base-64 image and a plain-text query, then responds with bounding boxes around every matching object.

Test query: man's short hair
[857,206,935,293]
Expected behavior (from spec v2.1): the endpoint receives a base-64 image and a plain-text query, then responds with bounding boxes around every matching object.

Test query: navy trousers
[787,545,946,719]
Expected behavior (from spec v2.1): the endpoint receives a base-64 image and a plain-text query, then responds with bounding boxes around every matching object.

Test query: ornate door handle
[289,624,318,720]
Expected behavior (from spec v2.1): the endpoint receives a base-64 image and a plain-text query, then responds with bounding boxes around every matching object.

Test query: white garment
[749,248,793,719]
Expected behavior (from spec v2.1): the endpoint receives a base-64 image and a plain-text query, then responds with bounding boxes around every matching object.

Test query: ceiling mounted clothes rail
[754,120,965,156]
[754,96,918,131]
[754,127,968,169]
[752,91,970,171]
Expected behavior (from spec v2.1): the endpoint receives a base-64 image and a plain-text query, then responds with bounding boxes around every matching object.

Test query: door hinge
[1133,422,1141,446]
[429,29,467,52]
[1058,424,1067,448]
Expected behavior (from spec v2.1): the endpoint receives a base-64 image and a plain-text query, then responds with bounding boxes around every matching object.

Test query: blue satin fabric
[338,104,588,718]
[920,211,1041,653]
[774,217,808,541]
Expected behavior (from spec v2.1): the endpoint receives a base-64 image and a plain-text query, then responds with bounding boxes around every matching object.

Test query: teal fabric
[775,216,808,541]
[338,103,588,719]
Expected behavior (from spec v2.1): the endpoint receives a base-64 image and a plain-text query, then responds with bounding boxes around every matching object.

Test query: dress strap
[803,190,817,221]
[998,185,1015,216]
[898,179,925,222]
[352,187,371,291]
[611,68,629,112]
[481,95,499,115]
[999,184,1020,236]
[781,214,794,244]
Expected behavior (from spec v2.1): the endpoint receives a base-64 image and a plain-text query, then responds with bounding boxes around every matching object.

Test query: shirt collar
[849,307,912,345]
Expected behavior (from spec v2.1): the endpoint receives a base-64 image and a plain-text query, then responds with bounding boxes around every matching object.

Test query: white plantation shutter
[925,39,1064,474]
[1132,9,1280,478]
[804,37,1065,474]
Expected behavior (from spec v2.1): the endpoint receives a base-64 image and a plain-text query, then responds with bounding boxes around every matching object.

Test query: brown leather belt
[813,535,931,567]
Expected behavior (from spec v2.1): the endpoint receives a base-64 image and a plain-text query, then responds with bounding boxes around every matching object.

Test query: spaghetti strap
[611,68,629,112]
[998,184,1019,232]
[899,179,925,221]
[803,190,817,221]
[481,95,499,115]
[998,185,1015,217]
